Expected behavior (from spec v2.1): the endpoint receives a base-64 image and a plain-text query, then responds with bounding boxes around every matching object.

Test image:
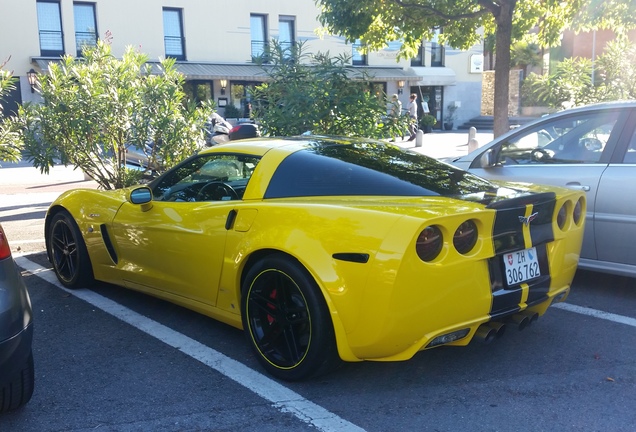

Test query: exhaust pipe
[474,324,497,343]
[487,322,507,339]
[475,322,506,343]
[507,311,539,330]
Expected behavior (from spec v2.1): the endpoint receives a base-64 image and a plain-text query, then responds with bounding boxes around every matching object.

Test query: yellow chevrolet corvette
[45,137,585,380]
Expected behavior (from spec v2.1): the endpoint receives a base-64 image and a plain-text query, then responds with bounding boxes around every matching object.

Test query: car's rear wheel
[241,254,339,381]
[48,211,94,288]
[0,352,34,413]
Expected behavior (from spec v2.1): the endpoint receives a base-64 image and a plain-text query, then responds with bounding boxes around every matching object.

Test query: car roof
[454,100,636,162]
[198,136,384,157]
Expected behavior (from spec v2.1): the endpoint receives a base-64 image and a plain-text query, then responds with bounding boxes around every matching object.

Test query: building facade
[0,0,483,128]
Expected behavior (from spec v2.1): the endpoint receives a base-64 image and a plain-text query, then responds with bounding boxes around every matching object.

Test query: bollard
[468,138,479,153]
[415,129,424,147]
[467,126,476,143]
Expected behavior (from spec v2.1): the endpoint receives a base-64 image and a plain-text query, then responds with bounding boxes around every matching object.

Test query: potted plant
[444,103,458,130]
[420,114,437,133]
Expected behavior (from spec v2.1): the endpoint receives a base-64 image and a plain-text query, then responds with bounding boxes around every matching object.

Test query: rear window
[265,142,495,198]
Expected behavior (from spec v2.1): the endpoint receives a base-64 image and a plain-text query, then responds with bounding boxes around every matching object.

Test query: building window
[74,2,97,56]
[251,14,268,62]
[37,0,64,57]
[430,29,444,67]
[411,41,424,66]
[163,8,185,60]
[352,40,367,66]
[278,16,295,58]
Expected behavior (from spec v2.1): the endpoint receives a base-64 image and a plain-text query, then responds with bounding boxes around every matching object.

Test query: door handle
[565,183,590,192]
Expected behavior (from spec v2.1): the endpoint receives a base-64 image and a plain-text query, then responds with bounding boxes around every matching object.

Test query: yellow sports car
[45,137,585,380]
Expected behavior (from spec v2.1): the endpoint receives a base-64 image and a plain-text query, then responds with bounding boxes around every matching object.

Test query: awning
[32,58,62,71]
[409,67,457,86]
[348,67,422,81]
[149,62,271,81]
[33,57,423,83]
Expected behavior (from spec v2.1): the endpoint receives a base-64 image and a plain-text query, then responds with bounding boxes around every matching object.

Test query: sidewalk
[389,129,493,160]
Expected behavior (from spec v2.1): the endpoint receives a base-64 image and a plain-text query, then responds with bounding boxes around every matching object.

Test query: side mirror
[129,187,153,211]
[479,149,497,168]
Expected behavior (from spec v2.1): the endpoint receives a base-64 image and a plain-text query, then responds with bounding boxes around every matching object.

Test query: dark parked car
[451,101,636,278]
[0,224,34,413]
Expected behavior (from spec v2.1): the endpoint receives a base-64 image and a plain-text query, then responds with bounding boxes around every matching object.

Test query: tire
[0,352,35,413]
[241,254,340,381]
[48,210,94,289]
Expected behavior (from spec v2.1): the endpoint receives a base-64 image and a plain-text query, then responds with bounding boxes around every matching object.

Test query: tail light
[0,225,11,260]
[557,203,567,230]
[453,220,478,254]
[416,226,443,262]
[573,197,584,225]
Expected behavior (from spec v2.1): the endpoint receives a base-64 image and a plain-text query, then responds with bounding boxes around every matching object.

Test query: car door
[466,108,630,262]
[110,153,259,306]
[593,109,636,268]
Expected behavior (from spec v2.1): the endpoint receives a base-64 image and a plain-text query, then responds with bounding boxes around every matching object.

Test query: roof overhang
[32,57,423,83]
[347,67,422,81]
[409,67,457,86]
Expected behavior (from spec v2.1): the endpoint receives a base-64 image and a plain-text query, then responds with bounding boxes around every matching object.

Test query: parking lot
[2,140,636,431]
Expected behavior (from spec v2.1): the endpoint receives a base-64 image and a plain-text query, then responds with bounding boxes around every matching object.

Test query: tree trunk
[492,0,516,138]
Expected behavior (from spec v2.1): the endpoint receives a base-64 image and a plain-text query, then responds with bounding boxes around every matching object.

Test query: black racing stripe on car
[526,246,552,305]
[529,199,556,245]
[332,253,370,264]
[488,192,557,255]
[491,207,526,255]
[488,244,551,319]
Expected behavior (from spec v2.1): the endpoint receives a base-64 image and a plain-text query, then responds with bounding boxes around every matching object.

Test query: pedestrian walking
[407,93,418,141]
[388,94,402,142]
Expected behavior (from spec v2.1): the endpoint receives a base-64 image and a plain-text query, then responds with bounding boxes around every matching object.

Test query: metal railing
[164,36,185,60]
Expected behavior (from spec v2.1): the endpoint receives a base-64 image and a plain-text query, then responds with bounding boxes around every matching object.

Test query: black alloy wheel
[241,254,339,381]
[48,211,93,288]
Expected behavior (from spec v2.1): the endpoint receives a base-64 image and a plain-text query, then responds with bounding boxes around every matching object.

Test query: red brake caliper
[267,288,277,324]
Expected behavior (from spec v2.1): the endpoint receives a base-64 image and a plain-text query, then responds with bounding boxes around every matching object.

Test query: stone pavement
[0,130,494,198]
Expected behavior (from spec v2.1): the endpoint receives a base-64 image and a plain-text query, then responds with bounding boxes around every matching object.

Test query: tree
[315,0,636,137]
[522,38,636,109]
[511,41,542,78]
[251,42,411,138]
[15,41,212,189]
[0,62,22,163]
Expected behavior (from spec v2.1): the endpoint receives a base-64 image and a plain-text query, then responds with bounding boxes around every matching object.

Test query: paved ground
[0,130,494,196]
[392,129,493,160]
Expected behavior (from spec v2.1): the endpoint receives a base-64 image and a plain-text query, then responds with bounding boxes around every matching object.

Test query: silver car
[0,224,34,412]
[451,101,636,278]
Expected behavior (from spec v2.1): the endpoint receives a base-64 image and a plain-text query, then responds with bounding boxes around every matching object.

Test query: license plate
[503,247,540,286]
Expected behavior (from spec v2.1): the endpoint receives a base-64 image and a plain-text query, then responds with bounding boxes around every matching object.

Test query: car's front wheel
[241,254,339,381]
[48,211,94,289]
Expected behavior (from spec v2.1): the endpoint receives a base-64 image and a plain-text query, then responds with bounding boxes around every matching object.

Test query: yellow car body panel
[46,138,585,366]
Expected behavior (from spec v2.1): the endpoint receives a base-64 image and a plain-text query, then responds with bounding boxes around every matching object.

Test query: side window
[623,129,636,164]
[498,111,621,165]
[152,154,260,202]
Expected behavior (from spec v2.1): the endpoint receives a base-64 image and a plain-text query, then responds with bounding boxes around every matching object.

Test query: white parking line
[15,256,366,432]
[552,303,636,328]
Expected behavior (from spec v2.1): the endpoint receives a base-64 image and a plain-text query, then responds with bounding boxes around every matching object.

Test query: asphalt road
[1,145,636,432]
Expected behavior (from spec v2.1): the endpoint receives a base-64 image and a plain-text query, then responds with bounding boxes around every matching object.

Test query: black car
[0,224,34,413]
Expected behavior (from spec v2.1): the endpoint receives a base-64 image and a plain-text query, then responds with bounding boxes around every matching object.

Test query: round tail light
[453,220,478,254]
[573,198,584,226]
[557,203,567,230]
[416,226,443,262]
